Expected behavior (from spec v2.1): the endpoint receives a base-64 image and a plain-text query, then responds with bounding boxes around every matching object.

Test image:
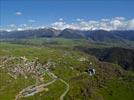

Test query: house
[86,68,96,76]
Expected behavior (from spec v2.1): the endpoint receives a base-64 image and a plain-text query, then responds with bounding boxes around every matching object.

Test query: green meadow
[0,38,134,100]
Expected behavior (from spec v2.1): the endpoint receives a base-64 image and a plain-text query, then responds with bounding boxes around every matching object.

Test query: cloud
[28,19,35,23]
[127,19,134,30]
[17,28,23,31]
[15,11,22,16]
[76,18,84,21]
[51,21,67,30]
[51,17,134,31]
[1,17,134,31]
[59,18,64,21]
[113,17,125,21]
[20,24,27,27]
[8,24,16,27]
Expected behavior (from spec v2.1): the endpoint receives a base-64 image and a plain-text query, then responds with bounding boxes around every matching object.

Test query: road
[59,78,70,100]
[15,68,70,100]
[46,68,70,100]
[15,68,57,100]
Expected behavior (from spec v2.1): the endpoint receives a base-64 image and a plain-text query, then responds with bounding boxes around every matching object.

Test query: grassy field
[0,38,134,100]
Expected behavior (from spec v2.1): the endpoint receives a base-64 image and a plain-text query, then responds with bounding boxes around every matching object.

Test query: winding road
[15,68,70,100]
[15,79,57,100]
[59,78,70,100]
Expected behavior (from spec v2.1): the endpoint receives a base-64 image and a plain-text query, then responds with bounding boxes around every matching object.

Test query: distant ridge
[0,28,134,43]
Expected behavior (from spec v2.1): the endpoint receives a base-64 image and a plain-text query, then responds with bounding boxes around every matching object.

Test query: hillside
[1,0,134,100]
[0,28,59,39]
[59,29,85,39]
[75,46,134,71]
[0,39,134,100]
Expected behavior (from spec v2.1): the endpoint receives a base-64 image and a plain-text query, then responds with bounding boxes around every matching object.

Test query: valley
[0,38,134,100]
[1,0,134,100]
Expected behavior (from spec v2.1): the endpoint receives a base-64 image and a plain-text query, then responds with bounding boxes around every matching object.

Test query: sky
[0,0,134,31]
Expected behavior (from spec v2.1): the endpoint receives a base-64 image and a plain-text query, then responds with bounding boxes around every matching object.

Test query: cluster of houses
[0,56,54,80]
[0,55,96,80]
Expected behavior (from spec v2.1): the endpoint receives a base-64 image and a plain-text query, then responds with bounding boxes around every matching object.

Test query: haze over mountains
[0,28,134,43]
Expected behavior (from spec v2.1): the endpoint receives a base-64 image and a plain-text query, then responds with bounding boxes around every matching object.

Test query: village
[0,56,95,100]
[0,56,53,80]
[0,56,70,100]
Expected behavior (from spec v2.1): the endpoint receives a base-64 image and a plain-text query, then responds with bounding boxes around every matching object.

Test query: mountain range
[0,28,134,43]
